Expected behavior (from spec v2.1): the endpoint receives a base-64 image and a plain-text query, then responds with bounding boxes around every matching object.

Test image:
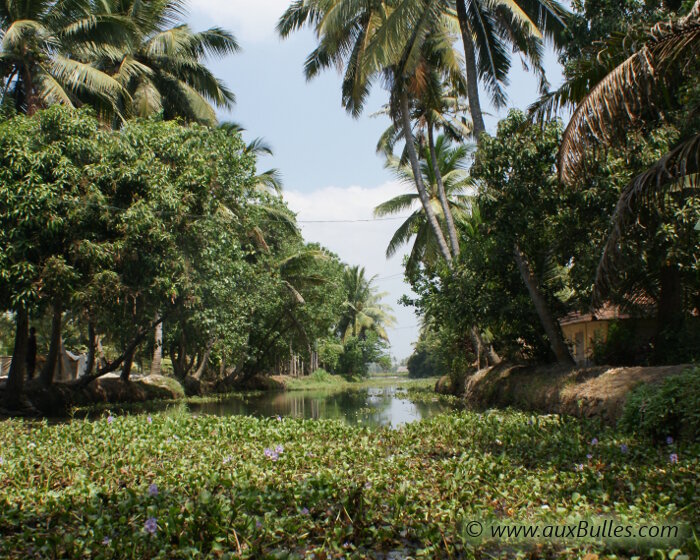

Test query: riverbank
[0,408,697,558]
[239,370,438,392]
[463,363,694,423]
[0,374,186,417]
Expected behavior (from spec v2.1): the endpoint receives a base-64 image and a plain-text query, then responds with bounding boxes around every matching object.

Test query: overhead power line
[55,198,411,224]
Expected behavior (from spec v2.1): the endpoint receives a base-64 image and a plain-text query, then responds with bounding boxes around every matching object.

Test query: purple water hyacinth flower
[620,444,629,454]
[144,517,157,535]
[107,415,114,424]
[0,456,4,465]
[666,436,674,445]
[148,483,158,497]
[301,507,309,515]
[590,438,598,446]
[586,454,593,460]
[102,537,111,545]
[223,455,232,464]
[264,448,272,458]
[147,416,152,424]
[270,452,279,461]
[670,453,679,464]
[275,445,284,454]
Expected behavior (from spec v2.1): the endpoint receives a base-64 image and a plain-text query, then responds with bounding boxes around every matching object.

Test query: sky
[188,1,565,360]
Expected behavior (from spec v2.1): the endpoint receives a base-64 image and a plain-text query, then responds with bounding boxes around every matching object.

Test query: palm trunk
[456,0,486,138]
[150,316,163,377]
[22,64,40,116]
[5,306,29,406]
[40,304,62,386]
[428,123,460,257]
[513,243,574,365]
[399,89,453,265]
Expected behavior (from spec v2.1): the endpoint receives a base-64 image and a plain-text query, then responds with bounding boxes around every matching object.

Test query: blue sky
[188,1,565,360]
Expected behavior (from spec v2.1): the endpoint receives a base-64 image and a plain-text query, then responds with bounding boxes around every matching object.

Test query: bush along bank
[0,408,697,558]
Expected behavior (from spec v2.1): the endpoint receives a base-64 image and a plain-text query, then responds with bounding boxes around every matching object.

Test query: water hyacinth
[102,537,111,545]
[590,437,598,446]
[620,444,629,454]
[107,415,114,424]
[586,454,593,460]
[264,448,279,461]
[147,416,152,424]
[275,444,284,454]
[667,436,674,445]
[670,453,679,464]
[0,408,697,558]
[144,517,158,535]
[148,483,158,497]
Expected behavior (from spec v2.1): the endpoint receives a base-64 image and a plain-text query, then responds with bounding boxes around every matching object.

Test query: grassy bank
[284,370,438,391]
[0,409,697,558]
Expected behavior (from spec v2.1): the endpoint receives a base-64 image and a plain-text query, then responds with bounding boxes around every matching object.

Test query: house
[559,304,656,365]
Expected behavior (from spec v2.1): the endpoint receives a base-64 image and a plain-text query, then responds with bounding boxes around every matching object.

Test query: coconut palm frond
[386,212,421,258]
[594,133,700,302]
[374,193,418,217]
[560,3,700,183]
[132,78,162,117]
[253,169,284,195]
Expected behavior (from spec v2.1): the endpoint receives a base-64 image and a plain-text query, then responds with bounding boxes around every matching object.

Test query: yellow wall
[561,321,610,365]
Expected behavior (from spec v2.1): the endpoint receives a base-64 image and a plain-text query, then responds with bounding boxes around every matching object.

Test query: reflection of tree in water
[187,385,454,427]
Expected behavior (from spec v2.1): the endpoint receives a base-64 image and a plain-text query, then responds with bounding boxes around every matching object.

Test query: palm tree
[219,122,284,194]
[374,134,474,274]
[337,266,395,342]
[0,0,128,115]
[360,0,569,138]
[279,1,450,263]
[95,0,239,125]
[376,78,472,257]
[552,2,699,312]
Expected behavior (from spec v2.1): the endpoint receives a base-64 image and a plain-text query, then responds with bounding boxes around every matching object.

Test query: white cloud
[284,182,421,360]
[193,0,292,42]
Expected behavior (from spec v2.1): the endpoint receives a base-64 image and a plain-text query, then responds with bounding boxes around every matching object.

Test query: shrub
[309,368,332,382]
[591,321,651,366]
[619,367,700,442]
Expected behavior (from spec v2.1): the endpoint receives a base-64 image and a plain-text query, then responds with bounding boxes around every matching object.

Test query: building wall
[561,319,658,365]
[561,321,610,365]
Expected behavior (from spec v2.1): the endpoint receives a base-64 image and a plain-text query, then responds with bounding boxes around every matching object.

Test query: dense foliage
[0,107,392,409]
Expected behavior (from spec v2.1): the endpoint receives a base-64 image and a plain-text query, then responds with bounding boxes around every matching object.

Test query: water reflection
[188,385,454,428]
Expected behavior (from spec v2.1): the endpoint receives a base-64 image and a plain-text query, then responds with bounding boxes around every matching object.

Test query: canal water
[188,383,455,428]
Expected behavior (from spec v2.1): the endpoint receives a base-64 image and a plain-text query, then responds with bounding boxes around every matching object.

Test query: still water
[188,384,455,429]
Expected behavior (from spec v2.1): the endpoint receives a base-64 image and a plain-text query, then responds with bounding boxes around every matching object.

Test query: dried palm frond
[559,1,700,184]
[593,133,700,302]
